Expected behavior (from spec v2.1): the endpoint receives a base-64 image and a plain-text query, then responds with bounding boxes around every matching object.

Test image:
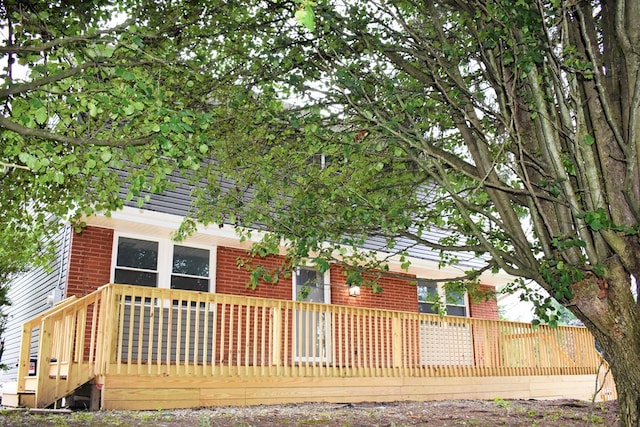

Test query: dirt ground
[0,399,619,426]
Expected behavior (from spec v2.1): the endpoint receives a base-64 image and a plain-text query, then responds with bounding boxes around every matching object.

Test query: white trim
[210,244,217,293]
[85,206,271,252]
[89,207,512,289]
[323,269,331,305]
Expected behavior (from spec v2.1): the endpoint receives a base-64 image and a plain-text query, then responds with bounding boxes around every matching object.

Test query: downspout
[47,224,71,307]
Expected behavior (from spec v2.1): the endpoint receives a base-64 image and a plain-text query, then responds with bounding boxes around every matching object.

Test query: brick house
[0,179,610,410]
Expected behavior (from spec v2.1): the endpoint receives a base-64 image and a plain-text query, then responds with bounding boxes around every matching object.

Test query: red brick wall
[66,226,114,297]
[469,285,499,320]
[215,246,292,300]
[329,266,418,312]
[64,226,497,319]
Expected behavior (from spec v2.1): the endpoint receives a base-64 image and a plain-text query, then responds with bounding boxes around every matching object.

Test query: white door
[294,268,332,362]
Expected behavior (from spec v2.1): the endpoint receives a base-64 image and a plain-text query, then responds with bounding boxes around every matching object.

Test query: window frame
[170,244,212,292]
[112,236,159,288]
[417,279,468,317]
[292,266,331,303]
[111,233,216,292]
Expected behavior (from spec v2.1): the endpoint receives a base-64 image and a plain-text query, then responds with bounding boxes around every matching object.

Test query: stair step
[2,393,21,407]
[1,391,35,408]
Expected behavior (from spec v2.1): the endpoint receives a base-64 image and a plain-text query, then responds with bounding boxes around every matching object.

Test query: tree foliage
[0,0,260,270]
[2,0,640,424]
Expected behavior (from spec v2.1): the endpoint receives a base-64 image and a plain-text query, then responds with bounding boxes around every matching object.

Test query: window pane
[171,276,209,292]
[114,269,157,287]
[172,246,209,277]
[297,268,323,289]
[296,268,324,302]
[446,305,467,317]
[418,302,439,314]
[417,283,438,303]
[116,237,158,270]
[446,289,465,305]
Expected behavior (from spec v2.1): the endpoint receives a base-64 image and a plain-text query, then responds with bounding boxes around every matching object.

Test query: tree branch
[0,161,30,171]
[0,115,156,147]
[0,62,94,99]
[0,18,135,55]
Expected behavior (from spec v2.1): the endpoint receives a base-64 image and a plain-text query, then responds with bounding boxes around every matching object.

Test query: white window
[295,268,325,302]
[310,153,330,169]
[171,245,210,292]
[113,235,213,292]
[417,279,467,317]
[114,237,159,287]
[292,267,332,362]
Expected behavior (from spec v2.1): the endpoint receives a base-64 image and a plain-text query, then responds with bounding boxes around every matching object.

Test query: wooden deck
[12,284,616,410]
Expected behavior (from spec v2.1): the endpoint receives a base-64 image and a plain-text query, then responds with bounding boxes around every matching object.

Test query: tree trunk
[612,361,640,426]
[570,259,640,427]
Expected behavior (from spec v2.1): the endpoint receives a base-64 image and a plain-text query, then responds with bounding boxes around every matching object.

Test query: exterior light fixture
[349,286,361,297]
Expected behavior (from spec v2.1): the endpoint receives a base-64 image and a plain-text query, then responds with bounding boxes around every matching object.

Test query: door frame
[292,267,332,362]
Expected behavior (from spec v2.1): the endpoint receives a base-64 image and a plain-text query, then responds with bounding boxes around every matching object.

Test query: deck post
[271,306,282,367]
[16,323,34,392]
[392,316,402,369]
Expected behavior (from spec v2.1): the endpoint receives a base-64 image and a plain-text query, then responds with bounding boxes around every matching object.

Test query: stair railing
[16,285,110,408]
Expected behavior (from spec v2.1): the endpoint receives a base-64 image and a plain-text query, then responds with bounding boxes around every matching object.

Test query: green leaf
[123,104,136,116]
[100,151,112,163]
[96,44,116,58]
[584,135,595,146]
[34,107,48,125]
[295,7,315,32]
[18,152,36,169]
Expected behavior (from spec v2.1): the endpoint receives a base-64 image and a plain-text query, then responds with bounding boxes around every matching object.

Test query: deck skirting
[98,374,604,410]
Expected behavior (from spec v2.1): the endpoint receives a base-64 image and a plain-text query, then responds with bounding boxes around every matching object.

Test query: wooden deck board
[99,374,602,410]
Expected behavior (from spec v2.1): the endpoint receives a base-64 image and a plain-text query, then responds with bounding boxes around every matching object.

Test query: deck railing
[100,284,601,378]
[18,283,613,407]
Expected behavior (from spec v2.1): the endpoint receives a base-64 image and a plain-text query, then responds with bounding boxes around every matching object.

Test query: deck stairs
[6,292,102,408]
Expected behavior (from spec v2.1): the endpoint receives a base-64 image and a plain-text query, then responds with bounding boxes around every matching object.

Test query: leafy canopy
[3,1,640,423]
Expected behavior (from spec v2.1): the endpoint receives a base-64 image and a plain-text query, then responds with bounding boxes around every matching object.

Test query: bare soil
[1,399,619,426]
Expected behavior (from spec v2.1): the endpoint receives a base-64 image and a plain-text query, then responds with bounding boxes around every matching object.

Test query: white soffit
[84,207,513,287]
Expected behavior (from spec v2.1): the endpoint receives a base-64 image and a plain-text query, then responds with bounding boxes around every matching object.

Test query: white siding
[0,224,71,384]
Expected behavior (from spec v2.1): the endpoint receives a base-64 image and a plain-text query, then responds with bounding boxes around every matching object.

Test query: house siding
[0,223,71,385]
[121,171,195,218]
[119,169,485,271]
